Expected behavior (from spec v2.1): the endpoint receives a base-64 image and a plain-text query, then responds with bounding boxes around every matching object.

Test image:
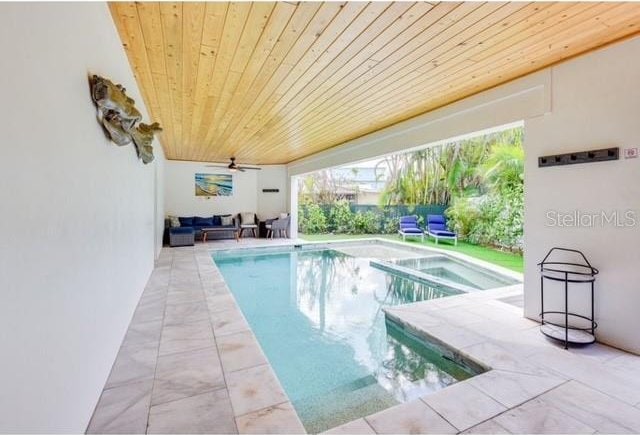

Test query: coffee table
[201,227,239,242]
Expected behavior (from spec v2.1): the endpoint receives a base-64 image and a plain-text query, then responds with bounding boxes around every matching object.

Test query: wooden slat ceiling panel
[109,1,640,164]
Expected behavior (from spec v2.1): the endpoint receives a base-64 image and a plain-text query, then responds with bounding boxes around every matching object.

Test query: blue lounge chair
[426,214,457,245]
[398,215,424,242]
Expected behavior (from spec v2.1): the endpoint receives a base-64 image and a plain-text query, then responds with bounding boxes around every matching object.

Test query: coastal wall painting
[195,173,233,197]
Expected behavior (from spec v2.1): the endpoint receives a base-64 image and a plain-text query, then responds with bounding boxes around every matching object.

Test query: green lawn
[298,233,523,273]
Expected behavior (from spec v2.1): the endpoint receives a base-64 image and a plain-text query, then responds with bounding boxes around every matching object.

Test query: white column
[288,175,299,239]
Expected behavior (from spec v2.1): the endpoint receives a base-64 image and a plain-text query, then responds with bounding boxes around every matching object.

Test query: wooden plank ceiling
[109,2,640,164]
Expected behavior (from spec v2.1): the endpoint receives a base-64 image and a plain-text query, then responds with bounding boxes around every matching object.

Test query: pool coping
[206,238,525,433]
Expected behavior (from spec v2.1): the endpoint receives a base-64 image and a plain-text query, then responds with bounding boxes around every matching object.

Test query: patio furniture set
[398,214,458,245]
[167,213,290,247]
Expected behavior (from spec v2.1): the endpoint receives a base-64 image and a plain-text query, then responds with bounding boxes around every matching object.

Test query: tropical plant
[376,128,522,207]
[481,142,525,193]
[446,134,525,251]
[328,200,354,233]
[299,200,328,234]
[381,216,400,234]
[445,196,481,238]
[352,210,380,234]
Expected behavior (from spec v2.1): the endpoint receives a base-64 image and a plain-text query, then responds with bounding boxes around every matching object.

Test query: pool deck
[87,238,640,434]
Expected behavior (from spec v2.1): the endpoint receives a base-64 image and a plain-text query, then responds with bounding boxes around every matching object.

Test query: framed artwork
[195,173,233,197]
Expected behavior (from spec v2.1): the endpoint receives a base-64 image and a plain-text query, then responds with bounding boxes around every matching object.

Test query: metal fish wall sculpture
[89,74,161,164]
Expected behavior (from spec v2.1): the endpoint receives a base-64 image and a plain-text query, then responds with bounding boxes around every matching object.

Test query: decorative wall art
[89,74,162,164]
[195,173,233,197]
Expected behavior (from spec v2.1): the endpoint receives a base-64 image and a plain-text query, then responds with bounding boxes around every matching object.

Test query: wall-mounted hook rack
[538,147,618,167]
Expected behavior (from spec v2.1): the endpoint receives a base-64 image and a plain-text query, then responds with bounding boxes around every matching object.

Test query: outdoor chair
[266,214,290,238]
[398,215,424,242]
[426,214,457,245]
[239,212,259,238]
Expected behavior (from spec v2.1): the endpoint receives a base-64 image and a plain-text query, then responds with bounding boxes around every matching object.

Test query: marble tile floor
[87,238,640,434]
[87,238,305,434]
[356,288,640,435]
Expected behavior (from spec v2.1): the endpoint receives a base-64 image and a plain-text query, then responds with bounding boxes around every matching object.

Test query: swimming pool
[213,245,491,432]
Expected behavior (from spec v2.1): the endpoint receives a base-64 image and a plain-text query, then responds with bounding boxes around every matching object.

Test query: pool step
[293,377,397,434]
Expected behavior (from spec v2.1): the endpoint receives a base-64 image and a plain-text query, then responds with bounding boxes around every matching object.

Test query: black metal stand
[538,247,598,349]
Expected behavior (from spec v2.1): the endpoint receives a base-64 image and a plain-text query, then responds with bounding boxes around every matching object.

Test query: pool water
[213,247,479,432]
[394,256,519,290]
[371,255,520,292]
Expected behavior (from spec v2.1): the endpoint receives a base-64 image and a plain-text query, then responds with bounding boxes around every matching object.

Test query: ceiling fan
[205,157,261,173]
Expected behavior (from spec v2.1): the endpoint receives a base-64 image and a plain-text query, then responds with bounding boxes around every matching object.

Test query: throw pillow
[178,216,194,227]
[240,212,255,224]
[212,215,222,226]
[194,216,214,227]
[221,216,233,226]
[168,215,180,227]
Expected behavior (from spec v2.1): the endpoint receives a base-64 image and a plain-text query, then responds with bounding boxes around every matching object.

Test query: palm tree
[481,142,524,193]
[376,131,499,206]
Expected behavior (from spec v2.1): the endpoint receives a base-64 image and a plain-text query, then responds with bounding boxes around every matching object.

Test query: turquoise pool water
[372,255,520,292]
[213,247,478,432]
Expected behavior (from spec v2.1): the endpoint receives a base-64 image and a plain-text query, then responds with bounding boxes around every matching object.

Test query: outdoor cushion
[427,215,451,232]
[194,216,214,226]
[400,228,423,234]
[240,212,255,224]
[431,229,456,237]
[221,216,233,226]
[399,216,418,224]
[428,223,447,231]
[241,223,258,228]
[400,223,419,229]
[279,213,288,219]
[427,215,446,225]
[178,216,194,226]
[170,227,194,234]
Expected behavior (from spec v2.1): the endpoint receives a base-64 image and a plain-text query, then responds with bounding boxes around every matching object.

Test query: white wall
[0,3,163,431]
[154,146,166,257]
[165,161,287,220]
[257,166,288,219]
[523,37,640,353]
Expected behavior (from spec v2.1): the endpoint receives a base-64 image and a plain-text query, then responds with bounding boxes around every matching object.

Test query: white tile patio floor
[87,238,640,434]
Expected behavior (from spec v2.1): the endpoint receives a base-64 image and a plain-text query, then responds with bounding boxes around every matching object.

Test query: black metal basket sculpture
[538,247,598,349]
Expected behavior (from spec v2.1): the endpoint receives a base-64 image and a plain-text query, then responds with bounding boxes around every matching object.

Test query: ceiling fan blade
[237,166,262,171]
